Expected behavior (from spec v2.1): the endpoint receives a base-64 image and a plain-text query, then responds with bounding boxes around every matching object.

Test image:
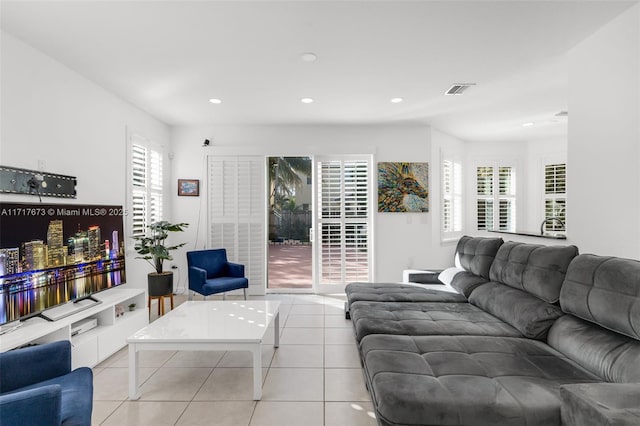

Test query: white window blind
[316,158,371,288]
[476,165,516,232]
[129,136,163,237]
[544,163,566,232]
[208,156,265,295]
[498,166,516,232]
[441,157,463,239]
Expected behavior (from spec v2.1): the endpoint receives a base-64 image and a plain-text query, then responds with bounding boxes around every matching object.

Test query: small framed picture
[178,179,199,196]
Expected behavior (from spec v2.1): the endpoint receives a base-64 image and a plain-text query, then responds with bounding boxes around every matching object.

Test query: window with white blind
[543,163,566,232]
[129,135,163,237]
[441,157,463,240]
[208,156,265,295]
[476,165,516,232]
[315,157,371,292]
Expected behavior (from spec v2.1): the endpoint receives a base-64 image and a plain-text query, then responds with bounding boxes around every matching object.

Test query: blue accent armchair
[0,340,93,426]
[187,248,249,300]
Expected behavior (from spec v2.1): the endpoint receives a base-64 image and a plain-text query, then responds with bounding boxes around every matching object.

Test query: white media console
[0,287,148,369]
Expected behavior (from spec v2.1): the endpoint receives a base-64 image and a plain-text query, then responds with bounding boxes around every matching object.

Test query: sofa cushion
[450,271,491,297]
[560,383,640,426]
[469,282,564,340]
[547,315,640,383]
[360,334,598,426]
[560,254,640,340]
[350,301,521,342]
[489,242,578,303]
[345,282,467,309]
[455,235,504,279]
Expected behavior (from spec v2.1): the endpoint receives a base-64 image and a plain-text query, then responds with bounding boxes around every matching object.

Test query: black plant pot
[148,272,173,297]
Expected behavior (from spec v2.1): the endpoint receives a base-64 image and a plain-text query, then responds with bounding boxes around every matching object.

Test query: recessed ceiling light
[209,98,222,104]
[391,97,404,103]
[522,122,535,127]
[301,97,314,104]
[301,52,317,62]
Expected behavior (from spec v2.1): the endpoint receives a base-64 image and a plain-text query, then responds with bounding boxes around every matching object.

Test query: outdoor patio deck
[268,243,312,289]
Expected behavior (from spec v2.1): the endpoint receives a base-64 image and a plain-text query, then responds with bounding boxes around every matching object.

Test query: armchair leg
[243,288,247,300]
[222,293,226,301]
[188,290,193,301]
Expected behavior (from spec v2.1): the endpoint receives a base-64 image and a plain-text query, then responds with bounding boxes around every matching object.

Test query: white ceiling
[1,1,636,143]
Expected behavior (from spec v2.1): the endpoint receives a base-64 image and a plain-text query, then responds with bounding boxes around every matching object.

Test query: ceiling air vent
[445,83,476,95]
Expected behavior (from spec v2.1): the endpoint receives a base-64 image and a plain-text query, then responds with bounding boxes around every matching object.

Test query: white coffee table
[127,300,280,400]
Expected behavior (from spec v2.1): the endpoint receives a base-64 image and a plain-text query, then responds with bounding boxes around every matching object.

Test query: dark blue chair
[0,340,93,426]
[187,248,249,300]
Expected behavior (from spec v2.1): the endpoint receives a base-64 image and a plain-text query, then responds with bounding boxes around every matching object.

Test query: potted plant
[128,303,136,312]
[133,221,188,298]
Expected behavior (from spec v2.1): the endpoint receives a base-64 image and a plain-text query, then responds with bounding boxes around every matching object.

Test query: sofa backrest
[488,241,578,303]
[547,254,640,383]
[454,236,504,280]
[468,242,578,340]
[449,236,504,297]
[560,254,640,340]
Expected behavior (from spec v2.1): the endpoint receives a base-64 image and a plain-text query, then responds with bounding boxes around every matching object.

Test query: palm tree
[269,157,311,210]
[268,157,312,241]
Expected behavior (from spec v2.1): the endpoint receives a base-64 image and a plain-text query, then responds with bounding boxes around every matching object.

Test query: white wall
[170,124,456,287]
[0,32,171,289]
[568,4,640,258]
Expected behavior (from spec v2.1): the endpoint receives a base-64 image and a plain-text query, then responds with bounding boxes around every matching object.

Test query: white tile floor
[91,293,378,426]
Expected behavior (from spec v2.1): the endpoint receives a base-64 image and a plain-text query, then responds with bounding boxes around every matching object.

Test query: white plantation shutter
[544,163,566,232]
[498,167,516,231]
[476,164,516,232]
[208,156,265,295]
[129,136,163,237]
[441,157,463,240]
[476,166,494,231]
[316,157,371,290]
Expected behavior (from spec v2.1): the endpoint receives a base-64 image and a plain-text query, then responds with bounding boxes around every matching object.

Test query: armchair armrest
[188,266,207,292]
[560,383,640,426]
[227,262,245,278]
[0,341,71,393]
[0,385,62,426]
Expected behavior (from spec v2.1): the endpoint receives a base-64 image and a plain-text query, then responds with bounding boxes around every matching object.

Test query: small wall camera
[203,139,211,147]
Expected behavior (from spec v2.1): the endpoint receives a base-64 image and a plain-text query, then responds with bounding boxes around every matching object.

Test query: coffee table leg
[128,344,140,400]
[252,344,262,400]
[274,311,280,348]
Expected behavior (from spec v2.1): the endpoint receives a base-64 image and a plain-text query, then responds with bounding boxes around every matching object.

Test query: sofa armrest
[188,266,207,292]
[0,341,71,393]
[560,383,640,426]
[227,262,245,278]
[0,385,62,426]
[405,269,443,284]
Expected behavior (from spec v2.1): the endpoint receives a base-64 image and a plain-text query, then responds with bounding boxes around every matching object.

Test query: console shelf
[0,287,148,369]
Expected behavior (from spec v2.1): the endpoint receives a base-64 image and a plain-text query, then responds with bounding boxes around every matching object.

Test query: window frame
[441,151,463,242]
[474,161,517,232]
[543,162,567,233]
[127,133,165,238]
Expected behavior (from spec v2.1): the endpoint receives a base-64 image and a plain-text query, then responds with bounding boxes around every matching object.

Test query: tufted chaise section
[351,242,578,342]
[344,236,503,314]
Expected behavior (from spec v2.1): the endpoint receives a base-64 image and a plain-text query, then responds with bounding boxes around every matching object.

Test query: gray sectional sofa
[347,240,640,426]
[345,236,504,319]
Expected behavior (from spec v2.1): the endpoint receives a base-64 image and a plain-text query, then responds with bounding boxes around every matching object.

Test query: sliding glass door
[314,156,372,294]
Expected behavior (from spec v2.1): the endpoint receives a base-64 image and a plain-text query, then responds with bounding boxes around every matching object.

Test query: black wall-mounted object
[0,165,77,198]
